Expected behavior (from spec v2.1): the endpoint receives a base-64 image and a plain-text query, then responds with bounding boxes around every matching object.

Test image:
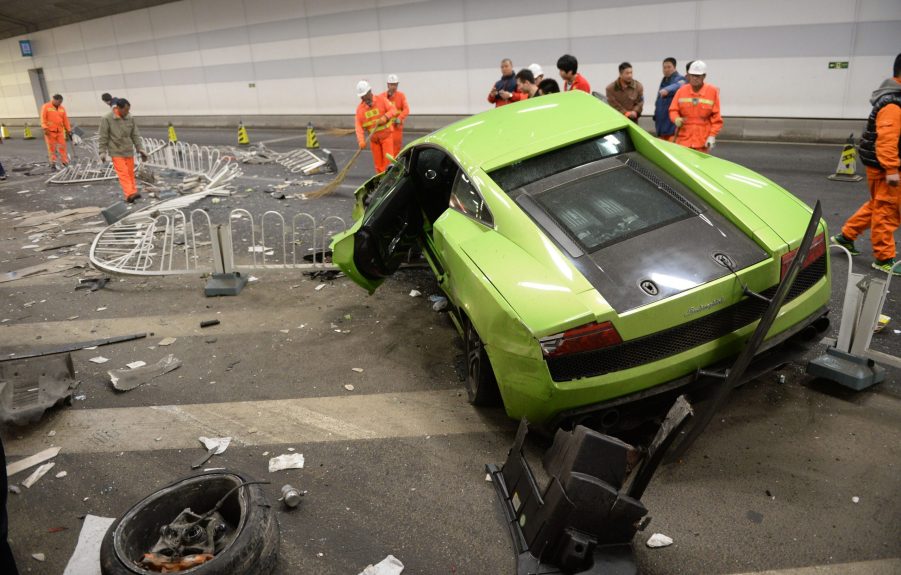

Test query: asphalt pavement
[0,126,898,575]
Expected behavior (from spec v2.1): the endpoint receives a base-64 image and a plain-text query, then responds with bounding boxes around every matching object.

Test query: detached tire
[464,318,501,406]
[100,470,278,575]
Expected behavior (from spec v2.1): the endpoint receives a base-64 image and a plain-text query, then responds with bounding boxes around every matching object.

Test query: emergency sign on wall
[19,40,33,57]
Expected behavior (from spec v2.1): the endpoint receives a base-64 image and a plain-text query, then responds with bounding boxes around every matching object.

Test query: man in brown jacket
[99,99,147,203]
[606,62,644,121]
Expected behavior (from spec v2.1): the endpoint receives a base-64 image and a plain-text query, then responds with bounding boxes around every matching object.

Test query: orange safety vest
[355,95,396,146]
[668,83,722,149]
[41,102,71,134]
[382,91,410,125]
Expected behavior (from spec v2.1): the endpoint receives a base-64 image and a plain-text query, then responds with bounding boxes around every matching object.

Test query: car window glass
[450,171,493,226]
[489,129,635,192]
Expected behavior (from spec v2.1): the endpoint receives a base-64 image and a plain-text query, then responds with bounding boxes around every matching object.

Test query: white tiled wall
[0,0,898,120]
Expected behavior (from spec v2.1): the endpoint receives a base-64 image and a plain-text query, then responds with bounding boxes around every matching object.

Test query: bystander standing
[605,62,644,121]
[557,55,591,93]
[488,59,517,107]
[668,60,722,153]
[653,57,685,140]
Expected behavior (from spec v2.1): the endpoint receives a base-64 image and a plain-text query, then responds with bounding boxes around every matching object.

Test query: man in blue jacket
[654,57,686,141]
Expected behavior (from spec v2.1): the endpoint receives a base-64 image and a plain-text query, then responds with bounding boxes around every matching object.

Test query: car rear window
[534,164,692,252]
[489,130,635,192]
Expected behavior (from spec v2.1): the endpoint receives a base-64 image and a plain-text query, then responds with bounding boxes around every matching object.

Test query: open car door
[331,156,420,294]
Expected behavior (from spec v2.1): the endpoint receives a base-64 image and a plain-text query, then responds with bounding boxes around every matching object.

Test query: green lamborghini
[331,91,831,426]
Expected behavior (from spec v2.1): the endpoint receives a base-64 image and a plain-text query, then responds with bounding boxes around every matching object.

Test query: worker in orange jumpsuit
[668,61,722,152]
[832,54,901,275]
[40,94,72,169]
[381,74,410,154]
[355,80,397,174]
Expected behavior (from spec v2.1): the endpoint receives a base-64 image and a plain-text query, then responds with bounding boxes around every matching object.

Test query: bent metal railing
[89,196,345,276]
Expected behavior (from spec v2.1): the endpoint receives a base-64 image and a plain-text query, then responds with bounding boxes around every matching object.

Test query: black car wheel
[100,470,278,575]
[464,318,501,406]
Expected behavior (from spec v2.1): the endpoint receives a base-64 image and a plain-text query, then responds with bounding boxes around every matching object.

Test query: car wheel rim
[466,324,482,389]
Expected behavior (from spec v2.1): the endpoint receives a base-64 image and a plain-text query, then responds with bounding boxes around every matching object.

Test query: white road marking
[730,558,901,574]
[2,389,507,456]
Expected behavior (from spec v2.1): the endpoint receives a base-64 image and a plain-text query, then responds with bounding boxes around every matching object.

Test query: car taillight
[781,232,825,279]
[540,321,623,359]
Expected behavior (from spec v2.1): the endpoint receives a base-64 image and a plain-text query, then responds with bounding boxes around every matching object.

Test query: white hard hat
[528,63,543,78]
[688,60,707,75]
[355,80,372,97]
[386,74,399,84]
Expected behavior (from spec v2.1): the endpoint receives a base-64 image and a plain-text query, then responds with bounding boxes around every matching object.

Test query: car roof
[420,91,630,173]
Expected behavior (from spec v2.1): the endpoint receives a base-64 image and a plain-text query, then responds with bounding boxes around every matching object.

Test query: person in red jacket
[832,54,901,275]
[381,74,410,154]
[557,54,590,93]
[488,59,517,107]
[355,80,397,174]
[40,94,72,169]
[668,60,722,152]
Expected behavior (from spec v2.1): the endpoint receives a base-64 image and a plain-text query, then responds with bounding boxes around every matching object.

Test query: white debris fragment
[248,276,259,282]
[22,462,55,488]
[89,356,109,364]
[315,284,326,291]
[279,329,290,333]
[852,496,860,504]
[287,447,295,452]
[158,337,177,346]
[126,361,146,369]
[62,515,115,575]
[47,430,56,437]
[357,555,405,575]
[352,367,364,373]
[409,289,421,297]
[485,473,492,482]
[269,453,305,472]
[344,384,355,391]
[198,436,232,455]
[646,533,673,548]
[32,553,46,562]
[96,307,107,312]
[55,471,67,479]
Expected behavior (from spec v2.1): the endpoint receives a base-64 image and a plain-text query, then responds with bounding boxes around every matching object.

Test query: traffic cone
[306,122,319,149]
[0,124,10,139]
[827,134,863,182]
[237,122,250,146]
[167,122,178,143]
[23,123,35,140]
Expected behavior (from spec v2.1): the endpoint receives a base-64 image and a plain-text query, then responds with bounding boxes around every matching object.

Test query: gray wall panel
[155,34,200,56]
[57,51,88,67]
[570,0,696,10]
[161,67,203,85]
[572,31,696,66]
[307,9,375,37]
[382,45,467,73]
[93,74,126,90]
[854,20,901,57]
[64,77,96,92]
[378,1,464,30]
[198,27,249,50]
[698,23,853,59]
[311,52,382,77]
[466,38,570,69]
[203,62,254,83]
[125,70,164,88]
[254,57,313,79]
[86,46,119,64]
[462,0,556,21]
[118,40,157,60]
[248,18,308,44]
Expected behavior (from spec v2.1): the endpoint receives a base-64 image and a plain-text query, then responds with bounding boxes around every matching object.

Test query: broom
[324,127,356,137]
[308,130,373,199]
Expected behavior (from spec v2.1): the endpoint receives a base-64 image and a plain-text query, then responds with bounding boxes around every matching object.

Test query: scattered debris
[430,295,448,312]
[409,290,421,297]
[0,354,77,425]
[9,485,21,495]
[23,462,55,488]
[1,332,147,362]
[62,515,116,575]
[352,368,364,373]
[75,277,109,292]
[852,496,860,504]
[109,354,182,391]
[192,436,232,469]
[55,471,68,479]
[646,533,673,548]
[357,555,405,575]
[269,453,305,472]
[32,553,46,562]
[200,319,220,328]
[47,430,56,437]
[344,384,355,391]
[6,447,60,477]
[1,255,85,284]
[126,360,147,369]
[315,284,326,291]
[158,337,177,346]
[281,484,303,508]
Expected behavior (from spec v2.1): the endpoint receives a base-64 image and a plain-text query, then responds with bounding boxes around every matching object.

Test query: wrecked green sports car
[331,91,831,426]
